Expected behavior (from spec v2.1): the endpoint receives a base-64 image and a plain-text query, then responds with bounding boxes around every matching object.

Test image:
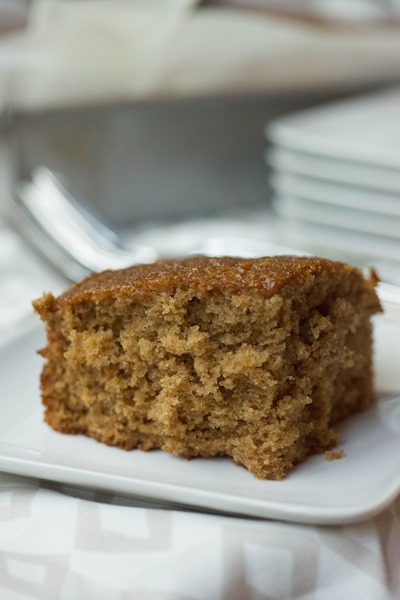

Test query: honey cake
[33,255,381,479]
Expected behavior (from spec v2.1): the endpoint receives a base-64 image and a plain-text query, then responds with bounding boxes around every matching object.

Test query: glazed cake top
[56,255,380,306]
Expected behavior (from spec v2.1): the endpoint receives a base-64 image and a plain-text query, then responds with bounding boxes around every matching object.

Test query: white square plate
[274,195,400,240]
[271,171,400,218]
[267,146,400,195]
[0,316,400,525]
[267,87,400,169]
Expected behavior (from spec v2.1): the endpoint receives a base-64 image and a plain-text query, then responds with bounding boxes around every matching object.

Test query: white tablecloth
[1,221,400,600]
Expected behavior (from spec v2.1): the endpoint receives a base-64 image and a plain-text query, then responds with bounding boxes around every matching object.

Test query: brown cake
[33,255,381,479]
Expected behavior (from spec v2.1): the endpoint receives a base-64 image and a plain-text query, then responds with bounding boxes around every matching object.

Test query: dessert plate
[271,172,400,218]
[0,316,400,525]
[267,147,400,194]
[267,87,400,169]
[274,195,400,240]
[274,217,400,265]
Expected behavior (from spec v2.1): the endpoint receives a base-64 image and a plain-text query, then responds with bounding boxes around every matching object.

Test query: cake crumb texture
[33,256,381,479]
[325,449,345,461]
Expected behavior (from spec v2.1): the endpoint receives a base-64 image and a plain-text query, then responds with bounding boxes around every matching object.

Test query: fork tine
[15,182,145,273]
[14,168,157,273]
[31,168,121,249]
[2,193,92,282]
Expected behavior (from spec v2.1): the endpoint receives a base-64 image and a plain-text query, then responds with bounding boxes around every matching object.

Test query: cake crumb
[325,449,345,461]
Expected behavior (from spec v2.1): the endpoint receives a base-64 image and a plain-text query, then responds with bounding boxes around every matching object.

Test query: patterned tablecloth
[0,221,400,600]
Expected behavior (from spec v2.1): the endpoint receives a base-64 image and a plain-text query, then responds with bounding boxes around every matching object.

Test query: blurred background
[1,0,400,332]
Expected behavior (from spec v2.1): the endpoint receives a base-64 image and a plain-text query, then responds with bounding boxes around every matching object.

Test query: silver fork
[3,167,157,282]
[3,166,400,320]
[4,167,306,281]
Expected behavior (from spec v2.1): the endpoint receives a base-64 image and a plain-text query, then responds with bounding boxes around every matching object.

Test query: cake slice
[33,255,381,479]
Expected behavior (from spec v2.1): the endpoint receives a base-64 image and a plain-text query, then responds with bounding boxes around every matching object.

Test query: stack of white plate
[266,87,400,265]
